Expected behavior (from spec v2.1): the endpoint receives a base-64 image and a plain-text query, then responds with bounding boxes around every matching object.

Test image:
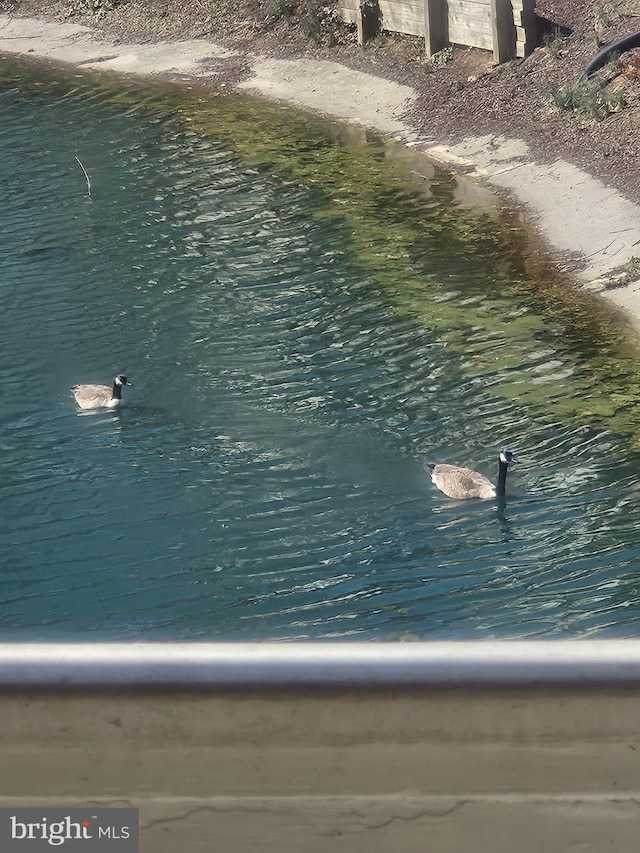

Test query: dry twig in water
[74,155,92,197]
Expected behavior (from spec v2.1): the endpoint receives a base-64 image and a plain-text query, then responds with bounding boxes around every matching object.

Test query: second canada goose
[70,374,133,410]
[425,450,517,500]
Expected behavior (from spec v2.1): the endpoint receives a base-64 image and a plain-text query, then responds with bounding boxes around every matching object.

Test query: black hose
[577,30,640,82]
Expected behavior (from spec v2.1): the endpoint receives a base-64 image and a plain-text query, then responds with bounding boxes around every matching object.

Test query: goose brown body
[70,374,133,410]
[427,463,497,500]
[426,451,516,500]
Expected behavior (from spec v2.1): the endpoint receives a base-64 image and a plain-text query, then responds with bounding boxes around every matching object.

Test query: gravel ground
[2,0,640,208]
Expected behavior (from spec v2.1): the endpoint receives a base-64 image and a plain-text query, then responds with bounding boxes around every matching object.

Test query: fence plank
[337,0,359,24]
[449,2,491,21]
[449,25,494,48]
[339,0,533,62]
[450,16,492,34]
[379,0,423,34]
[383,2,437,41]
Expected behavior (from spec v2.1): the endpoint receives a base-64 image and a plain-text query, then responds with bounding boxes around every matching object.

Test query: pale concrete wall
[1,642,639,852]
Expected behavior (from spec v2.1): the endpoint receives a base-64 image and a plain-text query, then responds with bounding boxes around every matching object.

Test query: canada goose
[425,450,516,500]
[70,374,133,410]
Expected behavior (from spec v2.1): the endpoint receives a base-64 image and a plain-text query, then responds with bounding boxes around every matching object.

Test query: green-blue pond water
[2,57,640,640]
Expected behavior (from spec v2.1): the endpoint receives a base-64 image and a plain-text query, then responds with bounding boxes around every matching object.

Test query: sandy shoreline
[2,13,640,328]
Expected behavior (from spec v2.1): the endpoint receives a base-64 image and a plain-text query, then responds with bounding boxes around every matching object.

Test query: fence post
[513,0,539,56]
[424,0,448,56]
[491,0,516,63]
[357,0,382,45]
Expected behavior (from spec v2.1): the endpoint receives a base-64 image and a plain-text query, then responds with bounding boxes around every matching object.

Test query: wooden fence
[338,0,538,62]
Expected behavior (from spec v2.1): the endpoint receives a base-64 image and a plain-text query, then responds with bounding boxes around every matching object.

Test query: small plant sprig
[551,77,626,120]
[620,256,640,280]
[263,0,295,30]
[424,46,453,71]
[66,0,125,20]
[263,0,338,43]
[301,0,323,40]
[594,0,628,46]
[543,26,567,59]
[602,256,640,289]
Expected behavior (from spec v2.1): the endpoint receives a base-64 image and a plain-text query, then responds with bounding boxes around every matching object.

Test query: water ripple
[1,61,640,639]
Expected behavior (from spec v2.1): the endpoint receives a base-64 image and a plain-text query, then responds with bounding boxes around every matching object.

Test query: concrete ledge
[1,643,640,851]
[2,646,640,853]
